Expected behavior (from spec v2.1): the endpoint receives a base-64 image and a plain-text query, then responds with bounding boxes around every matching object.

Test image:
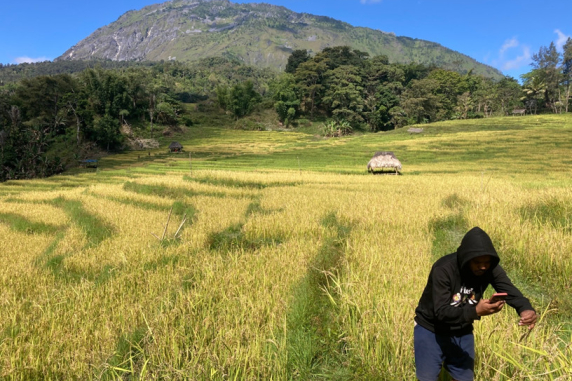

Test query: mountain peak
[56,0,502,79]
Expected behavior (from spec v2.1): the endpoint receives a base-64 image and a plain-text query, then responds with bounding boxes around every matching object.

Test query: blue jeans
[414,324,475,381]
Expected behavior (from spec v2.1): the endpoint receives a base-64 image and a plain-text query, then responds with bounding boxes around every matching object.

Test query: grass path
[285,212,352,379]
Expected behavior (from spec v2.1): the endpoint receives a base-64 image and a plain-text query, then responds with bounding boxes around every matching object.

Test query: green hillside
[56,0,503,79]
[85,113,572,180]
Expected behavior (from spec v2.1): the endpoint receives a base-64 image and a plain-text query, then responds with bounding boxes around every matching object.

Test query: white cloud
[554,29,570,51]
[499,37,519,57]
[360,0,382,4]
[490,37,532,73]
[502,46,531,70]
[13,56,51,64]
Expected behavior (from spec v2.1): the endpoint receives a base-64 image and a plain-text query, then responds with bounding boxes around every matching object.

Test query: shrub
[233,119,265,131]
[321,120,353,137]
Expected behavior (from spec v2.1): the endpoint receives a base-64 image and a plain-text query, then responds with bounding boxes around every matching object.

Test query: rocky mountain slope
[57,0,503,79]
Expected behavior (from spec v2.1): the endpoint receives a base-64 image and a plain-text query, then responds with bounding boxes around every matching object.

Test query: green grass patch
[89,193,169,212]
[245,199,281,217]
[124,181,227,199]
[101,326,149,380]
[47,259,117,284]
[171,200,197,218]
[207,223,246,253]
[34,233,65,267]
[183,174,299,189]
[429,212,469,260]
[441,194,470,210]
[207,199,285,253]
[284,212,352,379]
[143,255,181,272]
[156,201,198,248]
[35,232,118,284]
[2,198,47,205]
[50,197,115,247]
[207,224,283,254]
[519,197,572,232]
[0,212,62,235]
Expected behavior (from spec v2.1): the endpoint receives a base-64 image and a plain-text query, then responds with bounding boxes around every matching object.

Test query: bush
[91,114,123,151]
[181,116,194,127]
[233,119,265,131]
[321,120,353,137]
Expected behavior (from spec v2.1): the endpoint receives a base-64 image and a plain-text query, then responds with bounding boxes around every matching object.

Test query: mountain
[56,0,503,79]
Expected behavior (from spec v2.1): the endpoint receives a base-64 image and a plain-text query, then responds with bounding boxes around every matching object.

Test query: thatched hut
[407,127,424,134]
[169,141,183,153]
[367,151,402,175]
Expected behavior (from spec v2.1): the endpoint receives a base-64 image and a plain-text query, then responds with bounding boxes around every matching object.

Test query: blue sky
[2,0,571,79]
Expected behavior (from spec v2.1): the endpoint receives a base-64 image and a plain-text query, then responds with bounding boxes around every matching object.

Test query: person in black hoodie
[414,227,537,381]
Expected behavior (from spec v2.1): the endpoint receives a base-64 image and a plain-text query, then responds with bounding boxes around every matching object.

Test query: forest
[1,39,571,182]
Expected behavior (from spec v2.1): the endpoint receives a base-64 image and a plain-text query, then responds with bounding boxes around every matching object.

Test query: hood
[457,227,500,272]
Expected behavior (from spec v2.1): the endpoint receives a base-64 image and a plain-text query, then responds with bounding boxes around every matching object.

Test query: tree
[124,69,148,120]
[455,92,474,119]
[469,76,494,117]
[562,38,572,112]
[285,50,311,74]
[427,69,467,120]
[398,62,433,86]
[322,65,365,126]
[363,56,404,130]
[531,42,562,113]
[271,73,300,126]
[494,77,522,116]
[314,46,369,71]
[15,75,74,135]
[60,79,88,146]
[294,60,328,119]
[400,78,442,124]
[93,114,122,151]
[217,81,262,119]
[156,102,177,126]
[521,71,547,115]
[145,81,165,138]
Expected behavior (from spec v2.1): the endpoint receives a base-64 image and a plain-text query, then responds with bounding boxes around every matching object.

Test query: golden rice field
[1,115,571,380]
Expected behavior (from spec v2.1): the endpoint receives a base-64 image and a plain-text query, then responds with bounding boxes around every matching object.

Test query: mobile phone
[490,292,507,303]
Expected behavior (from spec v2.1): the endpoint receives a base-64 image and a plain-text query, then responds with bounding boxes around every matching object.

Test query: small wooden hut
[78,159,98,168]
[169,141,183,153]
[367,151,402,175]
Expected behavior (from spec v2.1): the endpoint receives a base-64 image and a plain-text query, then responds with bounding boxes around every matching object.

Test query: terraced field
[1,115,571,380]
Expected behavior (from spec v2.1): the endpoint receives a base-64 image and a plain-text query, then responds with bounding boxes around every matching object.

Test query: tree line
[265,44,571,132]
[521,40,572,114]
[1,40,571,181]
[0,58,273,181]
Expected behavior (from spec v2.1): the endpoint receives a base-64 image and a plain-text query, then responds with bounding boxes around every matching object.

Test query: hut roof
[367,152,402,171]
[169,141,183,149]
[407,127,424,134]
[372,151,396,159]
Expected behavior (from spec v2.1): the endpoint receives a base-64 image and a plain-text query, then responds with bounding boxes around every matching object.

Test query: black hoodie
[414,227,534,335]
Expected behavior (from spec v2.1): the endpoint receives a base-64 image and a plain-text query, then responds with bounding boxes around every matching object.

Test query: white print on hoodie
[450,286,477,306]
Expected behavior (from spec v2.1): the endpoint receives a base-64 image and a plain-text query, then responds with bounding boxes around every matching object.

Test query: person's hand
[519,310,537,330]
[476,298,505,317]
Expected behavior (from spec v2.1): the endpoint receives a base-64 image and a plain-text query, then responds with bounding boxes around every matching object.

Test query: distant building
[169,142,183,153]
